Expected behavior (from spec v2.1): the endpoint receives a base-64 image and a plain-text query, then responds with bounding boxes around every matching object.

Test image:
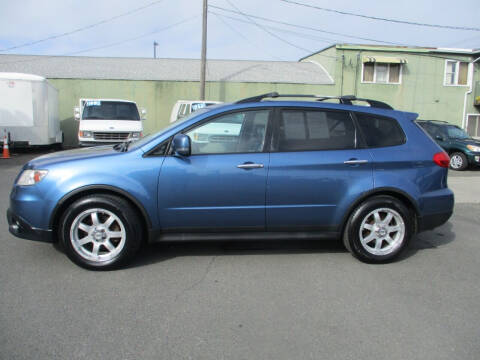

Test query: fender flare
[339,187,420,234]
[49,184,153,229]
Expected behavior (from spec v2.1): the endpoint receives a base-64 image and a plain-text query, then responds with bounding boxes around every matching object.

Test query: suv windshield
[82,101,140,120]
[447,125,469,139]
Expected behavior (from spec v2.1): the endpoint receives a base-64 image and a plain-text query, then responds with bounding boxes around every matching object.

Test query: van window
[178,104,189,119]
[82,101,140,120]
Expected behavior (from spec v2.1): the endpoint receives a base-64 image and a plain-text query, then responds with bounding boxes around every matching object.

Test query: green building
[300,44,480,136]
[1,45,479,146]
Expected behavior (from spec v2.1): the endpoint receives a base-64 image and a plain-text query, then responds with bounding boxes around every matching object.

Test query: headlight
[130,132,142,139]
[466,144,480,152]
[78,131,92,138]
[16,170,48,186]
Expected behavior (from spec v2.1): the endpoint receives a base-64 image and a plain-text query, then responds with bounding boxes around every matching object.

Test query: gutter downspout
[340,54,345,96]
[354,52,361,96]
[462,56,480,129]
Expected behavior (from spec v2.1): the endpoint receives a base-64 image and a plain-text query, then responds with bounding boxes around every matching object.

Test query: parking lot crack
[175,256,216,301]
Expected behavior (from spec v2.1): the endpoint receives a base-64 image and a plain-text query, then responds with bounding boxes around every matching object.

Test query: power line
[278,0,480,32]
[211,13,285,61]
[211,11,341,45]
[0,0,168,52]
[222,0,315,54]
[68,16,198,56]
[210,5,405,46]
[0,16,198,65]
[210,9,472,63]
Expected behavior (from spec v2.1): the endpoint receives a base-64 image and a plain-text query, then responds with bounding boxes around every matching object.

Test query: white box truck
[0,72,63,147]
[75,99,145,146]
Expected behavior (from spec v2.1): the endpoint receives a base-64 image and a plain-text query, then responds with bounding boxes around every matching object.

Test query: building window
[362,62,401,84]
[444,60,469,86]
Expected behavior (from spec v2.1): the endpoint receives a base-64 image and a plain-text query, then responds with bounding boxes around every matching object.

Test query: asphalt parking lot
[1,150,480,360]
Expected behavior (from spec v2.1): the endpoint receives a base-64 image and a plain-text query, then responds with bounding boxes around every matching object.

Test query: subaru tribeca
[7,93,454,269]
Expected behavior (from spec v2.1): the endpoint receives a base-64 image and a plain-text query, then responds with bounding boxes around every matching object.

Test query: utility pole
[200,0,207,100]
[153,41,158,59]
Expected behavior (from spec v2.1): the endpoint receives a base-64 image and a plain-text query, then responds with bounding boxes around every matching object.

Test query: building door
[467,114,480,138]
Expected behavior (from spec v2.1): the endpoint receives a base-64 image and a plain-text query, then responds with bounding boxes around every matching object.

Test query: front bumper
[79,141,118,147]
[7,208,54,242]
[466,153,480,166]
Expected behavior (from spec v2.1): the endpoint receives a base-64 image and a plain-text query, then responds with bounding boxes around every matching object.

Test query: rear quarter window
[355,113,405,147]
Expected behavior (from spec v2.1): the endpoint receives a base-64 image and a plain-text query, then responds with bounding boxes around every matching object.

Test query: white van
[169,100,222,123]
[75,99,145,146]
[0,72,62,147]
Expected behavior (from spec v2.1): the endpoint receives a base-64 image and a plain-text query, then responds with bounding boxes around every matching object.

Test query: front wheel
[59,194,143,270]
[449,152,468,171]
[343,196,413,263]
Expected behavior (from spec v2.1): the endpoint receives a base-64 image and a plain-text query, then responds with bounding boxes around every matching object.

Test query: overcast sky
[0,0,479,61]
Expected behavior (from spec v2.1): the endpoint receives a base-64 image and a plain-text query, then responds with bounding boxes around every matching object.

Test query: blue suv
[7,93,454,269]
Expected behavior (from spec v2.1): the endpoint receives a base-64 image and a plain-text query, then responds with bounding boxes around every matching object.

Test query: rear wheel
[449,152,468,171]
[343,196,413,263]
[59,194,142,270]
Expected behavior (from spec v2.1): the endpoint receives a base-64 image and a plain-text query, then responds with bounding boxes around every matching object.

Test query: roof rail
[417,119,449,124]
[235,93,393,110]
[235,92,280,104]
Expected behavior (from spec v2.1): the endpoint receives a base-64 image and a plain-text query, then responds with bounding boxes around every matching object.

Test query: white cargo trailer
[0,73,62,147]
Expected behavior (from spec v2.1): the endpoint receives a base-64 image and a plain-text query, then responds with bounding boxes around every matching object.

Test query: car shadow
[126,238,347,269]
[50,221,456,269]
[125,222,456,268]
[398,221,456,261]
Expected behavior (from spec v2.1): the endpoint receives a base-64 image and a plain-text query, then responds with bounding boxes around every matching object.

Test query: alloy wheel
[358,208,405,256]
[70,208,126,263]
[450,154,463,169]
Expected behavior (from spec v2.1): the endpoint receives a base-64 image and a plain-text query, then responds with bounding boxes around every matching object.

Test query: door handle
[237,163,264,169]
[344,159,369,165]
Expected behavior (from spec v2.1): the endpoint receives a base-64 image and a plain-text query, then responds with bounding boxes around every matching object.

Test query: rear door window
[355,113,405,147]
[276,109,356,151]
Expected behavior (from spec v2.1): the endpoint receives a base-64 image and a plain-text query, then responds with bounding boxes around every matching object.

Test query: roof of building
[301,44,480,61]
[0,54,333,85]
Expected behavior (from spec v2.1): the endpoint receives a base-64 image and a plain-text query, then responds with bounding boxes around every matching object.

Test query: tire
[343,196,413,263]
[449,152,468,171]
[59,194,143,270]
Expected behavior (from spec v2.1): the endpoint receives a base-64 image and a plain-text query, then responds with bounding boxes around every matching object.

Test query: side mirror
[140,108,147,120]
[172,134,191,157]
[74,106,81,121]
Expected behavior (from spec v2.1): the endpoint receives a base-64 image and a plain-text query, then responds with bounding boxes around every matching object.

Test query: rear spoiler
[403,112,419,121]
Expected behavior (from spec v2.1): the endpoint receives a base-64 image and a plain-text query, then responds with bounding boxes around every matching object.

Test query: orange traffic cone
[2,132,11,159]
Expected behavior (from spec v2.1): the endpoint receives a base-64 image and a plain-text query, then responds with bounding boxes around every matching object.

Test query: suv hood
[26,146,120,169]
[452,138,480,146]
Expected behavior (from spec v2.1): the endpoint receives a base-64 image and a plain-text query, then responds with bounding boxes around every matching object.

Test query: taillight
[433,152,450,168]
